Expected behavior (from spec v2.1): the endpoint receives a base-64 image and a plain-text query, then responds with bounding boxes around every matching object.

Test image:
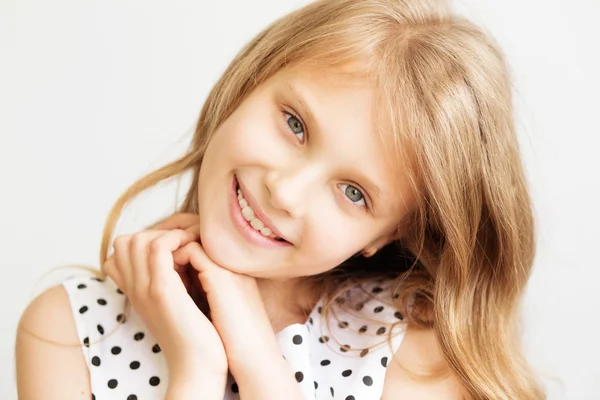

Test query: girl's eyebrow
[283,82,320,133]
[283,81,386,209]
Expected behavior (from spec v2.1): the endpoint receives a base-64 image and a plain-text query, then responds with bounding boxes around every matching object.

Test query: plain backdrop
[1,0,599,398]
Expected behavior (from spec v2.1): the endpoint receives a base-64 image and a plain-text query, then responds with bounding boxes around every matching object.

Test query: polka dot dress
[62,275,406,399]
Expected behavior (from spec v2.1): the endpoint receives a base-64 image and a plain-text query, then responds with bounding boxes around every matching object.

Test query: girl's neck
[256,277,315,333]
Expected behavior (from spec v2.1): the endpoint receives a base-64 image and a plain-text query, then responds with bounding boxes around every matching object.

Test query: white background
[1,0,599,398]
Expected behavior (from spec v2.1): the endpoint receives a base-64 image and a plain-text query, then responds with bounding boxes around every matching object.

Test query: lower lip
[230,176,290,249]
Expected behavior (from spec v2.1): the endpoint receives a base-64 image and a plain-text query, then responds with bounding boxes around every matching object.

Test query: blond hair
[99,0,544,398]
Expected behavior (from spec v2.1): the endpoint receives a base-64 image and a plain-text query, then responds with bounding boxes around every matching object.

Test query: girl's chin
[198,235,289,278]
[200,246,260,274]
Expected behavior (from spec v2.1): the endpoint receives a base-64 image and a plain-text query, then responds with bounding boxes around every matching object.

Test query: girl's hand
[173,240,303,400]
[174,240,268,361]
[103,228,228,396]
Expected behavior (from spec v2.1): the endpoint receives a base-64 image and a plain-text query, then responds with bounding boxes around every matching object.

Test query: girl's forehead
[275,60,371,89]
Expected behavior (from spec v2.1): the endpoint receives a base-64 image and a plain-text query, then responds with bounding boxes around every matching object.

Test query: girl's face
[197,66,415,279]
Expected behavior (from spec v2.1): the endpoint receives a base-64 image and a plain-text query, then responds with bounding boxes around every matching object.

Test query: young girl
[16,0,545,399]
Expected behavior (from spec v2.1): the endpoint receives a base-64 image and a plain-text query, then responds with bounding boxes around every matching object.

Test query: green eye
[340,184,366,206]
[285,112,305,142]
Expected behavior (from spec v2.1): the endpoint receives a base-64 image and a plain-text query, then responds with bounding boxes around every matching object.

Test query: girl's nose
[264,164,323,219]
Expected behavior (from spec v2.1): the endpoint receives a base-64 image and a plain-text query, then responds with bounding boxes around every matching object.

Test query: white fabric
[62,275,406,400]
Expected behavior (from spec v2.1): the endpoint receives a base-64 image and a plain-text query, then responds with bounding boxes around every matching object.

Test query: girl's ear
[361,231,398,258]
[361,247,378,258]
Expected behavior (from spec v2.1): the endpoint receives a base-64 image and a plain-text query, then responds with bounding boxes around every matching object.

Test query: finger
[129,231,165,295]
[103,255,125,293]
[172,241,214,275]
[184,223,200,238]
[155,227,200,276]
[154,213,199,230]
[172,242,223,295]
[147,229,200,299]
[113,234,134,292]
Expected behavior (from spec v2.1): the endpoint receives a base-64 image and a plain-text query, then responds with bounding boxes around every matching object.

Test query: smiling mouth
[235,184,288,243]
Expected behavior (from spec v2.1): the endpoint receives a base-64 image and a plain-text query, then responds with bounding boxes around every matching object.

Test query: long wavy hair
[98,0,544,398]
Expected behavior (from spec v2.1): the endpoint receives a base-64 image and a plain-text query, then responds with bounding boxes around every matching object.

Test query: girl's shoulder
[16,282,92,398]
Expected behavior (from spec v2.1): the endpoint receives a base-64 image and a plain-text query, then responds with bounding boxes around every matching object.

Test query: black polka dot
[318,306,322,314]
[363,376,373,386]
[309,317,314,325]
[372,286,383,293]
[393,293,400,300]
[83,337,89,347]
[360,348,369,357]
[116,313,126,323]
[92,277,104,282]
[341,369,353,377]
[97,325,104,335]
[340,344,350,352]
[394,311,404,320]
[97,298,107,306]
[319,336,329,343]
[330,387,334,396]
[320,359,331,366]
[79,306,88,314]
[92,394,95,400]
[152,344,161,353]
[381,357,388,367]
[111,346,121,355]
[127,395,138,400]
[231,383,239,393]
[373,306,384,313]
[149,376,160,386]
[130,361,140,370]
[338,321,349,328]
[77,284,87,289]
[359,325,368,333]
[91,356,101,366]
[107,379,118,389]
[346,396,356,400]
[292,335,303,345]
[295,371,304,382]
[314,381,318,389]
[117,288,124,295]
[134,332,145,341]
[355,303,364,311]
[376,326,387,335]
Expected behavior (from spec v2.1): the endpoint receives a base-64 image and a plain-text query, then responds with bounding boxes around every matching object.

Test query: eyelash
[279,106,371,211]
[281,108,306,143]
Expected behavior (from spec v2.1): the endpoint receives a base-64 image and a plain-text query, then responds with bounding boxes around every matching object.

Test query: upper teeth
[237,188,279,239]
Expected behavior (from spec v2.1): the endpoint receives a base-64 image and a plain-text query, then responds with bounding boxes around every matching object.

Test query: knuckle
[148,238,163,254]
[171,228,184,235]
[130,233,146,249]
[184,241,199,251]
[113,234,130,250]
